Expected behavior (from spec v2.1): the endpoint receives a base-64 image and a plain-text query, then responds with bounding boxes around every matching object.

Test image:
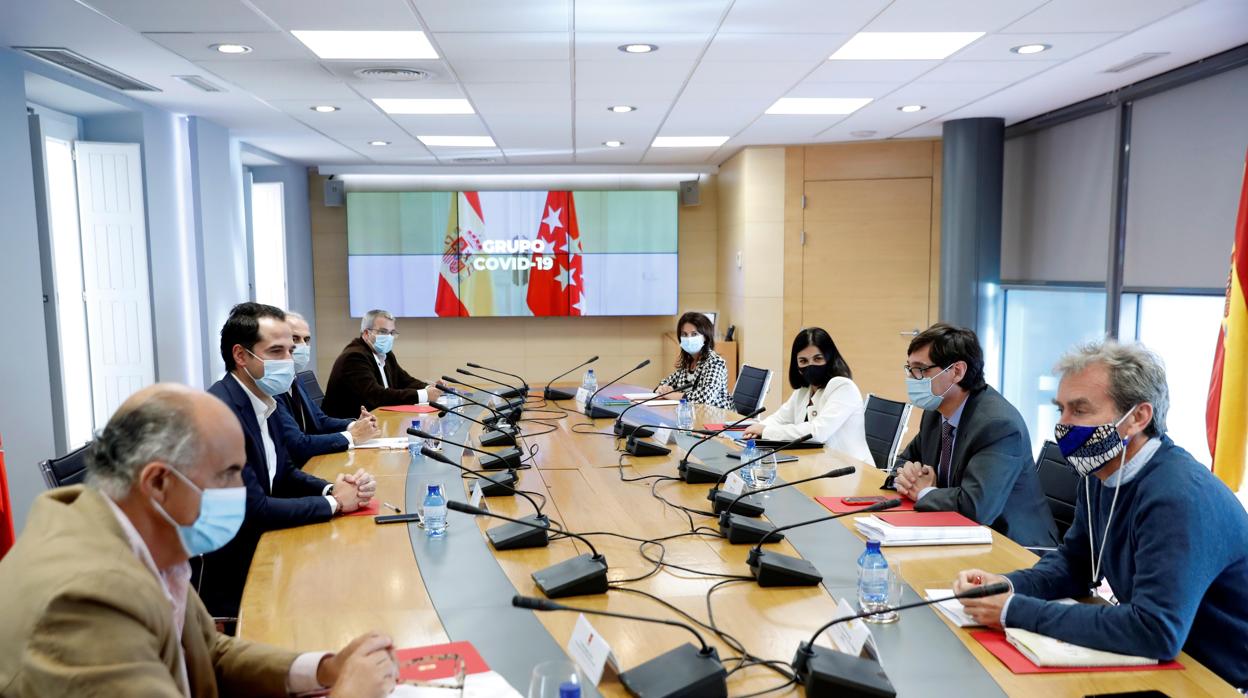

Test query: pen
[384,502,402,513]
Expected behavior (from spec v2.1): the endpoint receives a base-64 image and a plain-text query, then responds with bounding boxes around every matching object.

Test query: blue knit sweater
[1005,436,1248,689]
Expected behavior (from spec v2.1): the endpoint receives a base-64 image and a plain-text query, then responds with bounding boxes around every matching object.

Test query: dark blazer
[898,385,1059,548]
[322,337,429,418]
[196,374,334,617]
[276,377,351,466]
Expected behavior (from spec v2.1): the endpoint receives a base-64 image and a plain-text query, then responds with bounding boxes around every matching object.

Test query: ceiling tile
[85,0,272,32]
[267,97,383,121]
[719,0,889,34]
[574,0,731,33]
[804,59,941,83]
[685,60,817,85]
[733,114,848,143]
[386,114,491,136]
[1003,0,1199,34]
[864,0,1046,33]
[144,31,311,61]
[702,33,848,63]
[412,0,571,32]
[194,60,358,99]
[574,33,709,60]
[465,82,570,106]
[916,59,1058,83]
[661,100,761,133]
[782,81,900,99]
[574,59,695,86]
[248,0,422,31]
[883,81,1005,103]
[435,33,570,62]
[573,80,684,103]
[950,32,1123,61]
[574,148,645,164]
[349,81,467,99]
[451,60,569,84]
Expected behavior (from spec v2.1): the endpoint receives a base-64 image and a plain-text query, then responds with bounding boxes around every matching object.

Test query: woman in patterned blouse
[655,312,734,409]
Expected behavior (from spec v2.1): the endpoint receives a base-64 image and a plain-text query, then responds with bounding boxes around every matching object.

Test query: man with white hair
[954,340,1248,690]
[322,309,442,419]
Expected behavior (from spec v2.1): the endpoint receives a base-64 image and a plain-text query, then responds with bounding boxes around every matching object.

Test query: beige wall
[309,174,718,391]
[716,147,787,412]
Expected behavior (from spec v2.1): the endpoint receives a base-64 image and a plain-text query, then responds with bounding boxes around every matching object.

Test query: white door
[73,142,155,427]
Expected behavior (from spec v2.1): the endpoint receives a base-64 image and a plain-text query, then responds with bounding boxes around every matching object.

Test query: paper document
[1005,628,1159,668]
[355,437,412,450]
[924,589,981,627]
[640,399,680,406]
[621,392,660,401]
[389,671,522,697]
[854,515,993,546]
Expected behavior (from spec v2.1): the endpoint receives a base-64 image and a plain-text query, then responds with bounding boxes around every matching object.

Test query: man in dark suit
[279,311,379,465]
[197,302,375,618]
[322,309,442,419]
[893,323,1058,548]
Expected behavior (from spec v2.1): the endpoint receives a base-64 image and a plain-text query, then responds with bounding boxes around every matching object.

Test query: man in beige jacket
[0,384,397,697]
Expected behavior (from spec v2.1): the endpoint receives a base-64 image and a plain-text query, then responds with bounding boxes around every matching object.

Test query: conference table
[238,391,1238,697]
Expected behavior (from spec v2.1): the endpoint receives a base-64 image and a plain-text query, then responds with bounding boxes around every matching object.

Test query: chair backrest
[1036,440,1079,538]
[297,370,325,407]
[39,442,93,489]
[863,394,912,470]
[732,364,772,416]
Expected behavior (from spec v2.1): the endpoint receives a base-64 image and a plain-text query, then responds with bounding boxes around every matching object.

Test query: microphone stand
[678,408,765,483]
[543,355,598,401]
[745,498,902,587]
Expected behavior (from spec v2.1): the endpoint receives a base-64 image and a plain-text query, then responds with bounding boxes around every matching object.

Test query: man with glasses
[322,309,442,419]
[892,323,1058,548]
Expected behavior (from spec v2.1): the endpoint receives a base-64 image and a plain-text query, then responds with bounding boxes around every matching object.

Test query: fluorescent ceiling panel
[766,97,873,114]
[291,30,438,59]
[829,32,985,60]
[372,98,475,114]
[418,135,497,147]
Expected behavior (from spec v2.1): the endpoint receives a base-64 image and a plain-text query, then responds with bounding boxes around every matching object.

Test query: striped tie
[938,421,955,488]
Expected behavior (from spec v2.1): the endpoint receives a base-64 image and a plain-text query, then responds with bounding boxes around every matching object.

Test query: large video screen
[346,190,678,317]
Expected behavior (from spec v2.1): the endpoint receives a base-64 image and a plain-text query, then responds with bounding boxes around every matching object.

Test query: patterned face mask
[1053,406,1137,477]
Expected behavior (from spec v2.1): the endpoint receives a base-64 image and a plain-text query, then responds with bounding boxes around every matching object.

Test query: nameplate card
[723,472,747,495]
[567,614,620,685]
[820,598,880,660]
[469,479,484,508]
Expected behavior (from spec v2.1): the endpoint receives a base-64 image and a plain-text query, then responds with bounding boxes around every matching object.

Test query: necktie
[938,421,955,488]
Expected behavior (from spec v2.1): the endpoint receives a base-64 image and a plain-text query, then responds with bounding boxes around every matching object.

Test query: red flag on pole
[1207,149,1248,492]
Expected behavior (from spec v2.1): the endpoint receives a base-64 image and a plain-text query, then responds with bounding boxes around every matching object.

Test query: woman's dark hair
[675,311,715,371]
[788,327,852,389]
[906,323,986,391]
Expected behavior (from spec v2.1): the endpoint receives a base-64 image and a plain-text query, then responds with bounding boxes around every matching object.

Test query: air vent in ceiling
[354,67,433,82]
[17,47,160,92]
[451,157,496,164]
[1103,52,1169,74]
[173,75,224,93]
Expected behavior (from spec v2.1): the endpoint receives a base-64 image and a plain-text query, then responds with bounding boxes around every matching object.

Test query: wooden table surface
[238,397,1238,697]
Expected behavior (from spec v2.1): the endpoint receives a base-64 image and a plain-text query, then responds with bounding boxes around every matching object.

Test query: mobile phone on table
[375,513,422,525]
[841,496,887,506]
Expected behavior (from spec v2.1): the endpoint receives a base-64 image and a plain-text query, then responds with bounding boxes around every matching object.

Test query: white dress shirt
[375,351,428,404]
[759,376,873,464]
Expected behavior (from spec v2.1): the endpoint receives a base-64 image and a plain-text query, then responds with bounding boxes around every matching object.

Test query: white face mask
[292,344,311,372]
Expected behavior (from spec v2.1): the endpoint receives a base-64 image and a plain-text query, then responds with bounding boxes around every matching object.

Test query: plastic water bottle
[423,484,447,538]
[740,438,759,487]
[676,397,694,430]
[441,393,461,434]
[857,540,890,616]
[583,368,598,395]
[407,419,423,459]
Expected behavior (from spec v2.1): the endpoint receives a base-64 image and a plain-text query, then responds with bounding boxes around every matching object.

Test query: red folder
[876,511,979,527]
[816,496,914,514]
[343,500,380,517]
[377,404,439,413]
[397,641,490,681]
[970,630,1184,675]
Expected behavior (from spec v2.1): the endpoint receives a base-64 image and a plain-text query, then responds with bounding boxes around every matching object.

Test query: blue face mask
[292,343,311,372]
[245,349,295,396]
[152,466,246,557]
[1054,406,1137,477]
[372,332,394,355]
[905,365,955,410]
[679,335,705,356]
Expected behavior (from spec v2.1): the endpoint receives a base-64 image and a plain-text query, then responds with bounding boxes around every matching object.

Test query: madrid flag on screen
[527,191,584,316]
[1207,149,1248,492]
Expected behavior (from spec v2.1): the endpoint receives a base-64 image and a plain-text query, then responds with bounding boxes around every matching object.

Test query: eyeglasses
[400,653,465,695]
[902,363,942,380]
[370,328,400,337]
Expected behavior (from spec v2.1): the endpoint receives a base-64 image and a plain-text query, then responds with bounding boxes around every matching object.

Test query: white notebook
[924,590,1078,628]
[1005,628,1159,668]
[854,515,993,546]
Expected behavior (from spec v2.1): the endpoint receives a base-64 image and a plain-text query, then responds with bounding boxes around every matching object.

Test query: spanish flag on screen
[1207,149,1248,492]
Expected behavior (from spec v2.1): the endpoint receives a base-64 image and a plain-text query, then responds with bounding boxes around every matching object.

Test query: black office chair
[863,394,912,470]
[296,370,325,408]
[39,442,93,488]
[1036,440,1080,539]
[732,364,772,416]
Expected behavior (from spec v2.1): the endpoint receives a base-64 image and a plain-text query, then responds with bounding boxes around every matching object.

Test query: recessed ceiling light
[850,130,877,138]
[368,140,390,146]
[291,30,438,60]
[210,43,251,55]
[608,105,636,113]
[310,105,339,113]
[603,140,624,148]
[1011,43,1051,55]
[418,135,496,147]
[897,104,925,113]
[830,32,984,60]
[619,44,658,54]
[766,97,872,115]
[372,98,475,115]
[652,136,729,148]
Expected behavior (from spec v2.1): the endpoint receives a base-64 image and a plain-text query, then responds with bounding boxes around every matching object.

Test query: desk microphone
[419,446,550,550]
[744,498,902,587]
[437,387,520,428]
[543,356,598,400]
[585,359,650,419]
[678,408,765,483]
[615,423,717,457]
[408,427,522,470]
[465,362,529,400]
[439,376,524,422]
[431,400,517,447]
[714,465,855,544]
[441,375,524,411]
[458,367,525,402]
[612,381,693,438]
[447,501,608,598]
[792,582,1009,697]
[512,596,727,698]
[706,434,815,517]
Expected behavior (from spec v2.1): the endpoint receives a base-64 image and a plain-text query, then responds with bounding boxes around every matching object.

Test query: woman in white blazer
[741,327,873,464]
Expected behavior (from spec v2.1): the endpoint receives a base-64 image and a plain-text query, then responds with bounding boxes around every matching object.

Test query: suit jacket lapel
[224,375,273,496]
[922,410,942,467]
[948,388,985,484]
